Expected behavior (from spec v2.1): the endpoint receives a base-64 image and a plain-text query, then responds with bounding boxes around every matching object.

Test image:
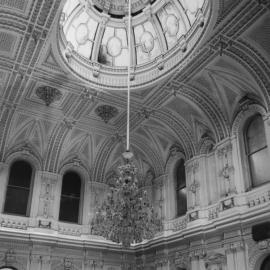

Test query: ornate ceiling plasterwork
[0,0,269,185]
[58,0,209,91]
[36,86,62,106]
[91,0,149,15]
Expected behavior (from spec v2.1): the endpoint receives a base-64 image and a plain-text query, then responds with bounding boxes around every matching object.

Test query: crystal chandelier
[90,0,162,247]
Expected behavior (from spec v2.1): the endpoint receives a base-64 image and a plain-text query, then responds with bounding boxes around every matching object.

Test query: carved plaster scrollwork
[63,258,73,270]
[38,173,57,221]
[204,253,226,270]
[187,160,200,209]
[137,108,155,120]
[168,144,184,159]
[217,143,236,197]
[189,248,207,261]
[36,86,62,106]
[175,252,188,269]
[81,87,99,102]
[63,118,77,129]
[95,105,118,123]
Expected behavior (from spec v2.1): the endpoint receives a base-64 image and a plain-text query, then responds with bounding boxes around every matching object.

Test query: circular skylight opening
[58,0,210,91]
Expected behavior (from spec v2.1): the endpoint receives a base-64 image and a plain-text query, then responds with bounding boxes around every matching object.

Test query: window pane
[4,186,30,215]
[246,115,266,154]
[177,188,187,216]
[59,171,81,223]
[9,160,32,187]
[249,148,270,187]
[262,255,270,270]
[59,196,80,223]
[176,159,186,189]
[61,171,81,197]
[4,160,32,216]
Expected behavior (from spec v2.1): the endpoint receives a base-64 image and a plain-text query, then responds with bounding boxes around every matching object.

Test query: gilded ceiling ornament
[95,105,118,123]
[36,86,62,106]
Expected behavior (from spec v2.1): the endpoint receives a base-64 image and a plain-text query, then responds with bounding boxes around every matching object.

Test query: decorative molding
[137,108,155,120]
[36,86,62,106]
[95,105,118,123]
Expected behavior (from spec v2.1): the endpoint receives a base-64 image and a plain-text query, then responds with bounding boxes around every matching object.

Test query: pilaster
[0,162,9,213]
[33,171,62,229]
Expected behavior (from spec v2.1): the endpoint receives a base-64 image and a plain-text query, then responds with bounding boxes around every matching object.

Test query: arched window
[261,255,270,270]
[59,171,82,223]
[4,160,33,216]
[176,159,187,217]
[245,114,270,187]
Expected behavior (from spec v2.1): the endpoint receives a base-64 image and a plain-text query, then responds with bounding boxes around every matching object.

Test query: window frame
[175,158,187,217]
[244,114,270,188]
[58,170,84,224]
[3,159,35,217]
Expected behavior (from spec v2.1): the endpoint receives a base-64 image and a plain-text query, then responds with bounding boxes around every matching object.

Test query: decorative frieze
[248,189,270,208]
[0,215,28,230]
[221,197,235,211]
[58,223,82,236]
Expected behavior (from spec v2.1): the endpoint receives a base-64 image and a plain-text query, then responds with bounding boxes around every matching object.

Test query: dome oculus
[59,0,209,90]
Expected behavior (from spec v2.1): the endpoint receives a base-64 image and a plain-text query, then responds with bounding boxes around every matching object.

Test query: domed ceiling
[59,0,208,90]
[0,0,269,186]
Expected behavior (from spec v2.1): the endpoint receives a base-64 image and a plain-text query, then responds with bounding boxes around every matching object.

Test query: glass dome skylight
[59,0,210,91]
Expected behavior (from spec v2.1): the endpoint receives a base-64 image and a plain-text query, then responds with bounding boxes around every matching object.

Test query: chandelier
[90,0,162,247]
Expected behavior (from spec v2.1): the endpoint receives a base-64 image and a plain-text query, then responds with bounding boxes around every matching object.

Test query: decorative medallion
[95,105,118,123]
[76,23,89,44]
[36,86,62,106]
[140,31,154,53]
[166,14,179,36]
[107,36,122,57]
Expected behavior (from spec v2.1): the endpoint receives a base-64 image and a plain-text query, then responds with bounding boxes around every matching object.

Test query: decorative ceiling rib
[0,0,269,183]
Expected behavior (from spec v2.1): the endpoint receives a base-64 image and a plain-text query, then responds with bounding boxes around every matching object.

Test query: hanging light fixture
[91,0,162,247]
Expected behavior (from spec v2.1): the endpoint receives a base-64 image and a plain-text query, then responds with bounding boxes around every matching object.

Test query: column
[163,174,176,220]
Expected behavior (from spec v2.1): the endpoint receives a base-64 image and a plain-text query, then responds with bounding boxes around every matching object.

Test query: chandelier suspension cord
[126,0,131,152]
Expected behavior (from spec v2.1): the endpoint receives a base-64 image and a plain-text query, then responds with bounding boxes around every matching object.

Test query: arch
[164,145,186,219]
[261,255,270,270]
[58,154,91,181]
[4,142,43,171]
[244,114,270,187]
[0,267,18,270]
[232,103,269,190]
[59,170,83,224]
[231,103,267,136]
[175,158,187,217]
[250,249,270,270]
[198,136,215,155]
[3,159,34,216]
